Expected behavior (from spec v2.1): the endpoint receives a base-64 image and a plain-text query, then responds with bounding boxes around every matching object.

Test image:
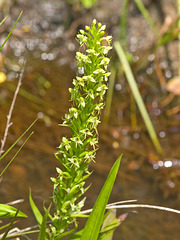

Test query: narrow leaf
[114,41,162,154]
[80,156,122,240]
[0,11,23,51]
[0,132,34,177]
[0,204,27,218]
[29,189,43,226]
[37,204,51,240]
[0,118,38,162]
[1,209,19,240]
[99,209,119,240]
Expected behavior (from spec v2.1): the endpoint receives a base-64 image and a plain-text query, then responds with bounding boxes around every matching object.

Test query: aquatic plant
[1,16,180,240]
[114,41,162,154]
[31,19,115,239]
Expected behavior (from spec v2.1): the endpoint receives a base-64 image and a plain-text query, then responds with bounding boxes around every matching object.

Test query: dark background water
[0,0,180,239]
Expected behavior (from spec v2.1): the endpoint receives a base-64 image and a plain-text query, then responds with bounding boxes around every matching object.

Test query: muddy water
[0,0,180,239]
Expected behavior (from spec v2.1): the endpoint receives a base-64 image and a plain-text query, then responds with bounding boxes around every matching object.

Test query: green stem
[114,41,162,154]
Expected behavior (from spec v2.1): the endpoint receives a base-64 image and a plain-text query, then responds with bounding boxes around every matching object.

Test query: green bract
[49,19,112,238]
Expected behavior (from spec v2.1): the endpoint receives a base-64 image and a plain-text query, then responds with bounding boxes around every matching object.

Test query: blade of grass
[0,118,38,162]
[114,41,162,154]
[0,131,34,177]
[99,209,120,240]
[1,209,19,240]
[37,204,51,240]
[29,189,43,226]
[4,82,49,106]
[0,11,23,51]
[118,0,129,47]
[2,230,39,239]
[80,155,122,240]
[134,0,157,36]
[0,204,27,218]
[0,16,7,26]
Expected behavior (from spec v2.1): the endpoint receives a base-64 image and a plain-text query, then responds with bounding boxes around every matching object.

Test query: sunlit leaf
[0,11,23,51]
[37,204,51,240]
[0,204,27,218]
[80,156,122,240]
[29,189,43,226]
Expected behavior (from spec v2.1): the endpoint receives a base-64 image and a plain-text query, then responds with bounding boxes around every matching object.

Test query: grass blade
[0,118,38,162]
[37,204,51,240]
[0,131,34,177]
[114,41,162,154]
[29,189,43,226]
[0,11,23,51]
[80,155,122,240]
[1,209,19,240]
[99,209,120,240]
[118,0,129,46]
[0,16,7,26]
[0,204,27,218]
[134,0,157,35]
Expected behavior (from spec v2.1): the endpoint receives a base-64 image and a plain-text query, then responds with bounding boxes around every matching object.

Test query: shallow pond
[0,0,180,239]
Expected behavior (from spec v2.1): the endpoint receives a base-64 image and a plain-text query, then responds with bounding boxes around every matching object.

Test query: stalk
[114,41,162,154]
[49,20,112,238]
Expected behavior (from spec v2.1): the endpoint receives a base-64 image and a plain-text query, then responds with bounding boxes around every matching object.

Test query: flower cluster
[50,19,112,236]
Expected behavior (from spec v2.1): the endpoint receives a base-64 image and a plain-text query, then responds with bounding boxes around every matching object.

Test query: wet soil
[0,0,180,239]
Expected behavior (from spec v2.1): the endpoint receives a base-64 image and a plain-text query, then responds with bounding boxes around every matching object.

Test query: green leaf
[114,41,162,154]
[37,204,51,240]
[0,11,23,51]
[0,118,38,162]
[99,209,120,240]
[80,156,122,240]
[29,189,43,226]
[98,217,120,239]
[0,131,34,177]
[67,229,83,240]
[1,208,19,240]
[54,223,78,240]
[0,16,7,26]
[0,204,27,218]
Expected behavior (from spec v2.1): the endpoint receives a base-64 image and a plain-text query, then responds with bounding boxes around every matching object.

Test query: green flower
[49,19,112,238]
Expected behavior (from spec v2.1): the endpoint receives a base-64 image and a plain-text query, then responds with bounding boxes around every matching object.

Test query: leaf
[80,156,122,240]
[0,16,7,26]
[0,118,38,162]
[29,189,43,226]
[0,204,27,218]
[0,131,34,177]
[67,229,83,240]
[98,219,120,240]
[37,204,51,240]
[55,223,78,240]
[0,11,23,51]
[99,209,120,240]
[1,208,19,240]
[114,41,162,154]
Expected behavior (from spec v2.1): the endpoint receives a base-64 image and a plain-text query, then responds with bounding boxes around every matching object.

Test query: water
[0,0,180,239]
